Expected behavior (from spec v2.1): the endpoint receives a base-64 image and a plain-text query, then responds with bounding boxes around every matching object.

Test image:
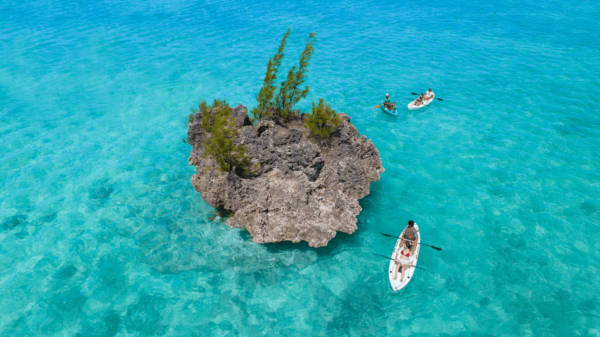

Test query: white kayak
[408,93,435,110]
[388,223,420,291]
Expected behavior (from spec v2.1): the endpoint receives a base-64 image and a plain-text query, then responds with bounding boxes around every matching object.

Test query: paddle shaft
[371,253,434,274]
[374,101,398,109]
[411,92,443,101]
[380,233,442,251]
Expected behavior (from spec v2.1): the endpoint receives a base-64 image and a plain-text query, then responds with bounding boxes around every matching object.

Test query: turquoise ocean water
[1,0,599,335]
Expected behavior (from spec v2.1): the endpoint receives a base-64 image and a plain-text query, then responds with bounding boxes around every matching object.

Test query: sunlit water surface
[1,0,599,335]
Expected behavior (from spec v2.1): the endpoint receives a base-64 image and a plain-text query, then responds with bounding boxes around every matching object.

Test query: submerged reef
[187,104,384,247]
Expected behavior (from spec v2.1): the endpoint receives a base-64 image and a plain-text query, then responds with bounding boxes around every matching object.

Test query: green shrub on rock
[199,99,251,174]
[304,98,341,140]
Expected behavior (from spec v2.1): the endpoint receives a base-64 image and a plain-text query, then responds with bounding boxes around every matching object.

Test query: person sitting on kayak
[393,241,414,282]
[384,93,395,110]
[423,88,434,101]
[414,94,425,106]
[400,220,419,254]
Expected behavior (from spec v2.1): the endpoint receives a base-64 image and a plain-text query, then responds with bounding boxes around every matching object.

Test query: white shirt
[424,90,434,98]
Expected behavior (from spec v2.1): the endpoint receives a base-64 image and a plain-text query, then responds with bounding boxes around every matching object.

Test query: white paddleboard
[388,223,420,291]
[408,93,435,110]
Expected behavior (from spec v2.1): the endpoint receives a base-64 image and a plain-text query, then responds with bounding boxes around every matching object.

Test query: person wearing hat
[423,88,434,101]
[383,93,395,110]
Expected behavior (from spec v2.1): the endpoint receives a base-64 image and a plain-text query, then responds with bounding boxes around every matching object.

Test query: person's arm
[400,230,409,246]
[410,229,418,254]
[409,252,416,265]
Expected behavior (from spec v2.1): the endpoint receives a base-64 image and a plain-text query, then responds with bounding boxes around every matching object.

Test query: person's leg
[400,264,407,282]
[393,262,401,280]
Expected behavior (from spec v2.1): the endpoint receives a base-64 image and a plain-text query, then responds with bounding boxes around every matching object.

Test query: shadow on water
[77,310,121,337]
[1,214,27,231]
[208,206,234,222]
[581,200,598,215]
[263,229,360,258]
[89,185,114,199]
[357,180,386,216]
[377,108,408,124]
[356,179,411,233]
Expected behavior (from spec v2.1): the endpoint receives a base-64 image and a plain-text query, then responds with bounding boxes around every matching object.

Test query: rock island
[186,29,384,247]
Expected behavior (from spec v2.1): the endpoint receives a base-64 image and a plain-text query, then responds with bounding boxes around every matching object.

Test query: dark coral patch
[1,214,27,231]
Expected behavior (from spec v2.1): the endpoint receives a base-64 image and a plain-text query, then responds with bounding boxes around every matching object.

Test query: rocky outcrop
[187,104,384,247]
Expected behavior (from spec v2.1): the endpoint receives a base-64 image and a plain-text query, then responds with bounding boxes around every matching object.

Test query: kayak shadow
[377,109,408,124]
[406,103,435,117]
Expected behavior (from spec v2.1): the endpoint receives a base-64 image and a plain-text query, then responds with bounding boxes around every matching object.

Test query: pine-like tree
[275,32,317,121]
[250,29,290,122]
[200,99,251,173]
[303,98,341,140]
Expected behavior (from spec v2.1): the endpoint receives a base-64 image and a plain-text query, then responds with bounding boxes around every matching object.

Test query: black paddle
[380,233,443,251]
[371,253,435,274]
[411,92,443,101]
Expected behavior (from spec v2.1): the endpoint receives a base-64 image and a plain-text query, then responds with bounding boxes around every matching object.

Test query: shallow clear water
[1,0,600,335]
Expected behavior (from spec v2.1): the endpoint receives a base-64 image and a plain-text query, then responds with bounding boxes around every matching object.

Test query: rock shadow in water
[89,185,114,200]
[123,293,168,335]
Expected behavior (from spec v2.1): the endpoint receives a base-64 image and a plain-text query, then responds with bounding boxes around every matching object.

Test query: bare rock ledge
[187,104,384,247]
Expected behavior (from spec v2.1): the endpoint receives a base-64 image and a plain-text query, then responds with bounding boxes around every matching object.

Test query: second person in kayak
[393,241,414,282]
[414,89,434,107]
[414,94,425,106]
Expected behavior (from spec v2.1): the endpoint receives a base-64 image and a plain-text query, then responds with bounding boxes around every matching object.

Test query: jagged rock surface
[187,104,384,247]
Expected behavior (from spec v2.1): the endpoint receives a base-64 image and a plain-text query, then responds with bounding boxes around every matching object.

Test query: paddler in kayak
[414,89,434,107]
[423,88,434,101]
[400,220,419,254]
[383,93,395,110]
[414,94,425,107]
[393,241,414,282]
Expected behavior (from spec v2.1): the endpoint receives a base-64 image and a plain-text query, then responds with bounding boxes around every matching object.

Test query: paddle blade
[437,98,443,101]
[374,105,381,109]
[411,93,418,95]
